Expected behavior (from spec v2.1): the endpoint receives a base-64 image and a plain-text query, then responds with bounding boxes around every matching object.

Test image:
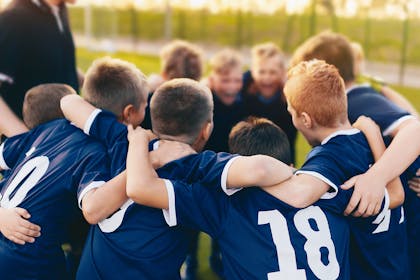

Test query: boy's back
[77,110,238,279]
[0,119,109,279]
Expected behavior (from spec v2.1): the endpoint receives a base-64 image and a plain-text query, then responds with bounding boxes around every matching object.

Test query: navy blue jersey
[0,119,109,280]
[165,179,349,280]
[77,110,238,279]
[347,84,416,279]
[204,91,245,153]
[346,85,412,136]
[298,129,408,280]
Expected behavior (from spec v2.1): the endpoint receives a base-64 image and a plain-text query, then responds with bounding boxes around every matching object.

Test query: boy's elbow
[82,204,103,225]
[126,181,143,204]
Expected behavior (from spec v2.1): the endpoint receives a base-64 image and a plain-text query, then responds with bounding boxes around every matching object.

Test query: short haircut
[229,117,292,165]
[23,83,75,129]
[82,57,148,117]
[160,40,204,81]
[284,59,348,127]
[251,42,286,69]
[289,31,355,83]
[150,78,213,144]
[210,48,243,75]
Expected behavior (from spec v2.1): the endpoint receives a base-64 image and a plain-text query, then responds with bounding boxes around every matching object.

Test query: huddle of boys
[0,31,419,280]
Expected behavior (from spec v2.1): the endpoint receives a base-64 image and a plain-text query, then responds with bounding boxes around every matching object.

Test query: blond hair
[251,42,286,69]
[160,40,204,81]
[284,59,348,127]
[210,49,243,75]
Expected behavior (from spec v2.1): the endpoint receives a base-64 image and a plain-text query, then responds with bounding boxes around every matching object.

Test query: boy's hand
[341,173,385,217]
[352,116,380,135]
[408,168,420,196]
[150,140,196,169]
[0,207,41,245]
[127,125,151,144]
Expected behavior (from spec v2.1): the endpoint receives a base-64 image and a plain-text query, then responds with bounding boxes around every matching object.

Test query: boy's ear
[122,104,135,125]
[301,112,313,129]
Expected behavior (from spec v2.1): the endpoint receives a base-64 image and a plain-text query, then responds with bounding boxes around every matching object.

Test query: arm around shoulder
[60,94,98,132]
[226,155,293,189]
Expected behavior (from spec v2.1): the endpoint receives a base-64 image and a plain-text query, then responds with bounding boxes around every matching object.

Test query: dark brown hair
[150,78,213,144]
[229,117,292,164]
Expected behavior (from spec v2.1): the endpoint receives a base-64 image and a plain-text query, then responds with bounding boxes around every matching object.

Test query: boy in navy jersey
[196,48,245,279]
[125,60,416,280]
[0,84,115,280]
[240,42,297,163]
[290,31,420,279]
[62,76,294,279]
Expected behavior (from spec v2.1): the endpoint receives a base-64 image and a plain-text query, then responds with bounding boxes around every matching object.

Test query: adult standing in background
[0,0,79,137]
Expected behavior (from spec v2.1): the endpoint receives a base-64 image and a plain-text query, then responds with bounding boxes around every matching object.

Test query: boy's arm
[0,207,41,245]
[226,155,294,189]
[126,125,169,209]
[352,116,404,211]
[0,97,28,137]
[344,117,420,215]
[60,94,98,131]
[81,171,128,224]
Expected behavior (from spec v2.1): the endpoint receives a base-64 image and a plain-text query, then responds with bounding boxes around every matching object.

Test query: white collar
[321,128,360,145]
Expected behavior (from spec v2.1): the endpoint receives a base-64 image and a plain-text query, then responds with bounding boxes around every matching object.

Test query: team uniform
[241,71,297,163]
[77,110,239,280]
[0,119,109,280]
[165,180,350,279]
[347,84,417,279]
[299,129,408,279]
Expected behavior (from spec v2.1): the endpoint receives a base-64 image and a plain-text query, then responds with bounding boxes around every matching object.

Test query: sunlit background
[0,0,419,18]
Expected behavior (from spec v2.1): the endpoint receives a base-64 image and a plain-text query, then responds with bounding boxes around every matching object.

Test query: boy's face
[251,57,286,99]
[209,67,243,106]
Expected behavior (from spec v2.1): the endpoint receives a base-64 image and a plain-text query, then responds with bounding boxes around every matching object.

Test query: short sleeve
[163,180,228,238]
[84,110,128,175]
[0,133,31,170]
[194,151,242,195]
[347,90,411,135]
[297,149,344,199]
[76,149,110,208]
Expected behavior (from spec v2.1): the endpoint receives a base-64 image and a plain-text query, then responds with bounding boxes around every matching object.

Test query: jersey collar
[321,128,360,145]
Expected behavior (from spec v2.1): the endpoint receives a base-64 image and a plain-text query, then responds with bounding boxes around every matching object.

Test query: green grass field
[77,48,419,280]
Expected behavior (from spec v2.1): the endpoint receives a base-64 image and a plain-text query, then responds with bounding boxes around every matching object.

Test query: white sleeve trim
[162,179,177,227]
[0,73,13,84]
[221,156,243,196]
[382,115,415,136]
[372,189,390,224]
[83,109,102,135]
[153,140,160,151]
[294,170,338,199]
[0,142,10,170]
[78,181,106,209]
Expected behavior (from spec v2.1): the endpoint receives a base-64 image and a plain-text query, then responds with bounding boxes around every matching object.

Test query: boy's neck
[315,121,354,145]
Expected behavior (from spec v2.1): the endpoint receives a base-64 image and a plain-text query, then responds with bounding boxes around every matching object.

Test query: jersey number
[1,156,50,208]
[258,206,340,280]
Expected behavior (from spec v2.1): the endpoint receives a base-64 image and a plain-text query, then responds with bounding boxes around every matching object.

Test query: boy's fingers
[362,203,376,217]
[19,225,41,237]
[344,192,361,216]
[341,176,358,190]
[15,208,30,219]
[9,236,25,245]
[13,232,35,243]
